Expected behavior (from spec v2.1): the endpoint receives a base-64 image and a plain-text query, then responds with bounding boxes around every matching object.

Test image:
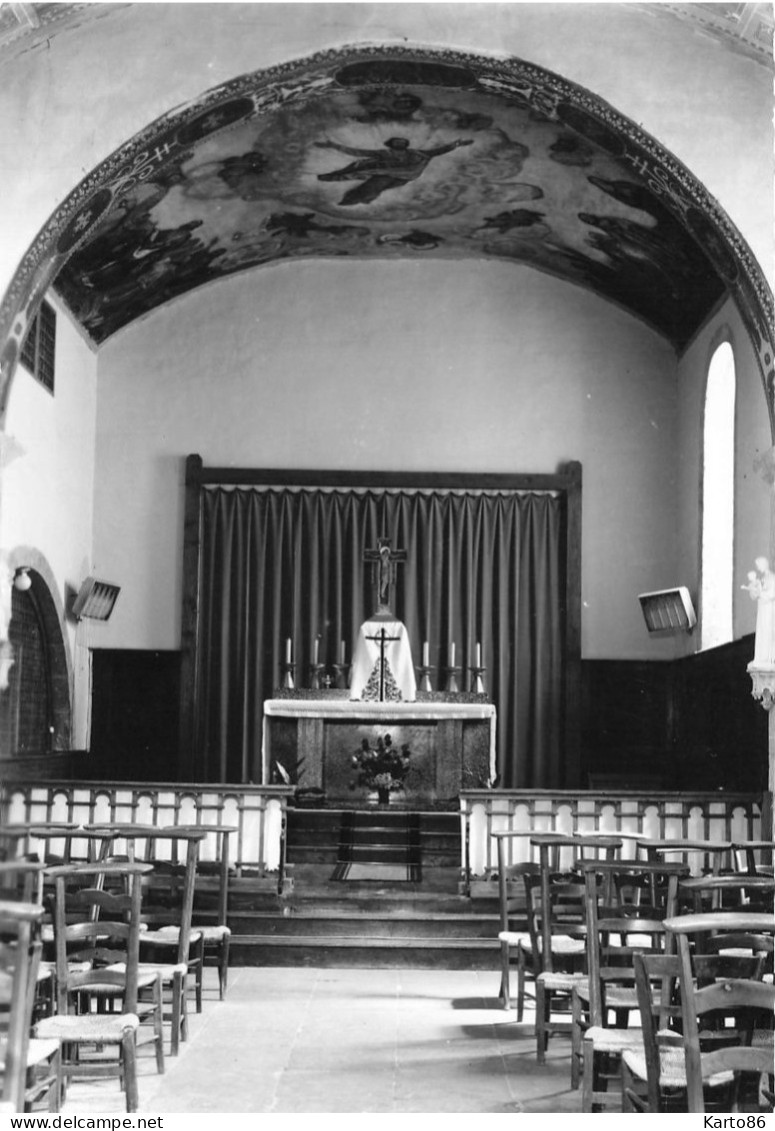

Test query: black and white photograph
[0,0,772,1119]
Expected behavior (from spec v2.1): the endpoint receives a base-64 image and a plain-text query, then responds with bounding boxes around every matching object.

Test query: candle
[313,637,319,665]
[285,637,292,663]
[450,641,455,668]
[422,641,429,667]
[476,642,481,667]
[340,639,346,664]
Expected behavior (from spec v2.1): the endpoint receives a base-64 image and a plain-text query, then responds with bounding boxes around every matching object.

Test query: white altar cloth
[349,617,417,701]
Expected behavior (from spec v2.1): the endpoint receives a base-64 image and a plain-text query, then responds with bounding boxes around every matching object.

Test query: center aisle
[59,967,582,1114]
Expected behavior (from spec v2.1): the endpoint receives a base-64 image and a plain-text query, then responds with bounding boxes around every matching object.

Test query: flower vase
[377,787,391,805]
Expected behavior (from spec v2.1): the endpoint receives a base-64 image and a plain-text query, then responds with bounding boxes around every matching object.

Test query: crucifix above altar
[350,536,417,702]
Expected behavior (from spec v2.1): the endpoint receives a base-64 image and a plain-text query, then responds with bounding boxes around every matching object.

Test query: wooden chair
[85,823,206,1035]
[666,910,775,1113]
[0,900,49,1112]
[731,840,774,878]
[494,832,535,1014]
[167,824,235,1002]
[621,951,687,1112]
[0,861,55,1035]
[572,859,685,1110]
[637,838,733,877]
[527,834,622,1063]
[678,873,775,915]
[623,930,772,1112]
[34,862,159,1112]
[135,828,206,1052]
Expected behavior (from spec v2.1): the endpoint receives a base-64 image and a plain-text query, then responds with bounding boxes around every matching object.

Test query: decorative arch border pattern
[0,44,772,430]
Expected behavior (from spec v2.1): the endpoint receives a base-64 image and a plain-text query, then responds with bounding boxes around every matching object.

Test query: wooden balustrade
[1,782,765,901]
[460,789,764,892]
[0,781,294,892]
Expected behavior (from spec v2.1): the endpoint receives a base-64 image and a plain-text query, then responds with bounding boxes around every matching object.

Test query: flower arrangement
[350,733,411,802]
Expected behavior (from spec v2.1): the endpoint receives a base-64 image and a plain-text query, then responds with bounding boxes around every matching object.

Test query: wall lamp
[13,567,31,592]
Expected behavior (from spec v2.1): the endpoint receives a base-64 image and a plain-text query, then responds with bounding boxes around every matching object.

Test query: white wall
[0,295,98,744]
[93,258,678,659]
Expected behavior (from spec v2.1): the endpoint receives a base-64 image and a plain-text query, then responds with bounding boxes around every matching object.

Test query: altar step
[228,808,505,968]
[228,872,503,968]
[285,807,461,869]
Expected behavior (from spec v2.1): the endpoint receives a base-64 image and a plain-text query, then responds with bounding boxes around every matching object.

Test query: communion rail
[0,779,294,890]
[460,788,765,891]
[1,782,765,897]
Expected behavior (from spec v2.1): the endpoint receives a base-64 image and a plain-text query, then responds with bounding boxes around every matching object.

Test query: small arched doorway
[0,564,71,758]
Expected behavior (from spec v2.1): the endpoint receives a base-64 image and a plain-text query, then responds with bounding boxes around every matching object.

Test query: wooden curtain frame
[178,455,582,786]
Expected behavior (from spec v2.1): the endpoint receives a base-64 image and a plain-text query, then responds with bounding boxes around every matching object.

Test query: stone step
[228,909,501,939]
[231,933,502,970]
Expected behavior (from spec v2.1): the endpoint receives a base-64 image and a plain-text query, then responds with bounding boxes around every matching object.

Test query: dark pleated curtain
[195,487,565,788]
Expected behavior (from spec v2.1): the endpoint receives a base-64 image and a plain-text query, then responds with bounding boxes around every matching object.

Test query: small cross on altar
[365,625,401,701]
[363,536,406,615]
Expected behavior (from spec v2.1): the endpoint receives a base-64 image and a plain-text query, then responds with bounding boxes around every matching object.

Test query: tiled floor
[59,967,583,1114]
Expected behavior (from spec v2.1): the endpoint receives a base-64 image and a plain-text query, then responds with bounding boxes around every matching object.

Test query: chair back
[630,951,683,1112]
[522,869,587,975]
[46,862,151,1016]
[529,834,622,972]
[0,900,44,1111]
[678,873,775,914]
[495,835,536,934]
[665,910,775,1113]
[638,838,733,877]
[145,829,204,964]
[579,861,688,1026]
[0,860,45,904]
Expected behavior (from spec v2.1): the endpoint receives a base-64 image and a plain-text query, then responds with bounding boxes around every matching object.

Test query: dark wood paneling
[581,659,674,787]
[581,634,767,791]
[0,751,85,782]
[90,649,181,781]
[671,635,766,791]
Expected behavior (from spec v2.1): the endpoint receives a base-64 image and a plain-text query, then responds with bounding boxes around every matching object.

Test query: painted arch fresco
[1,47,773,415]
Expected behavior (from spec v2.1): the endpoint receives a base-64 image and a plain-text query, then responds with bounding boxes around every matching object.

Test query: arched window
[701,341,736,650]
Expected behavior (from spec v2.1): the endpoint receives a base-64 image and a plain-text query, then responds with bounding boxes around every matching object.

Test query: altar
[262,696,496,805]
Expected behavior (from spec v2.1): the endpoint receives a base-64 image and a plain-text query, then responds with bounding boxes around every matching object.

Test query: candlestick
[422,640,429,667]
[476,642,481,667]
[332,662,349,690]
[450,642,455,668]
[417,665,433,693]
[285,637,292,663]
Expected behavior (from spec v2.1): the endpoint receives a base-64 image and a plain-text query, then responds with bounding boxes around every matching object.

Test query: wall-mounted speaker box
[638,587,697,634]
[72,577,121,621]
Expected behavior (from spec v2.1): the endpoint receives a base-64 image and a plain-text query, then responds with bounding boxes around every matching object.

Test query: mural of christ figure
[315,135,473,205]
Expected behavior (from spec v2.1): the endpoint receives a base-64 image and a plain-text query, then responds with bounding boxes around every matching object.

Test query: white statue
[742,555,775,667]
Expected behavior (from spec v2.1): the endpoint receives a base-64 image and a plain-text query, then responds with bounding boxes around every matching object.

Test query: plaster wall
[0,1,771,316]
[674,297,773,654]
[93,257,678,660]
[0,295,98,745]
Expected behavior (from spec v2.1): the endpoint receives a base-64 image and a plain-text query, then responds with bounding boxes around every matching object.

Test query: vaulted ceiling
[54,52,728,349]
[1,5,773,375]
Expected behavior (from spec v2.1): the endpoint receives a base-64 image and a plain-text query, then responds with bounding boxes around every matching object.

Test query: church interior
[0,0,773,1116]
